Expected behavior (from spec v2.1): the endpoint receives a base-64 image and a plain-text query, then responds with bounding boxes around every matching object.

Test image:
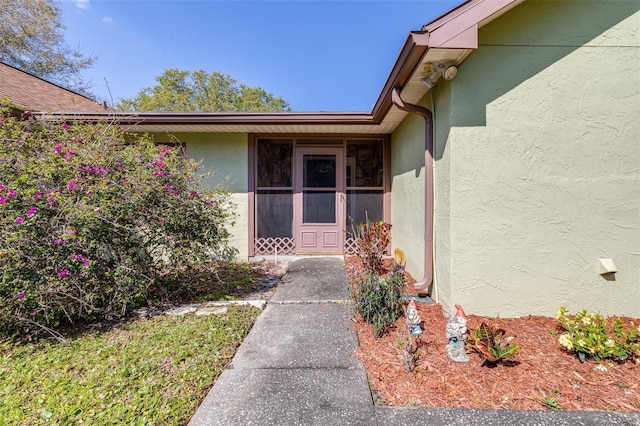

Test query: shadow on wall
[452,0,638,128]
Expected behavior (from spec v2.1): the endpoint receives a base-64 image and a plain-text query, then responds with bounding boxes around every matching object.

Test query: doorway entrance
[294,147,344,253]
[251,136,387,256]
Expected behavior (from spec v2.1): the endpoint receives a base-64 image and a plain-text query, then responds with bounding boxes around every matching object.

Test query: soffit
[126,121,399,134]
[389,48,473,108]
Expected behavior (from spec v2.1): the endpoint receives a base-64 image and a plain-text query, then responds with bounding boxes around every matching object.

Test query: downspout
[391,87,434,294]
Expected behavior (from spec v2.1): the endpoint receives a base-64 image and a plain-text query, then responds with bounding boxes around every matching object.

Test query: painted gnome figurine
[445,304,469,363]
[406,298,422,336]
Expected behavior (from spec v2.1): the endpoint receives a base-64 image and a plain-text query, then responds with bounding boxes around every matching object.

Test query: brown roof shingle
[0,62,110,112]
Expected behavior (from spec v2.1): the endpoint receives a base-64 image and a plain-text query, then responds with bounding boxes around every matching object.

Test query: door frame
[293,146,345,253]
[248,135,391,257]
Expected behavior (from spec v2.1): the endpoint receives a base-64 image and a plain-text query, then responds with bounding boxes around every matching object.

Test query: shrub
[353,268,404,337]
[468,322,520,366]
[556,306,640,363]
[352,219,391,274]
[0,102,235,336]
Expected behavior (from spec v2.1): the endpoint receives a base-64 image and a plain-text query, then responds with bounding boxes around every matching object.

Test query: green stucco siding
[159,133,249,260]
[441,1,639,317]
[432,82,453,313]
[391,112,426,284]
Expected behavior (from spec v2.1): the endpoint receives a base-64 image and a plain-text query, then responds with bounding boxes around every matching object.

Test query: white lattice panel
[344,237,358,255]
[254,237,295,255]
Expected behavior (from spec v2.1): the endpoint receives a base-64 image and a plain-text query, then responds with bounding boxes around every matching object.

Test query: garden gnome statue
[445,304,469,363]
[406,298,422,336]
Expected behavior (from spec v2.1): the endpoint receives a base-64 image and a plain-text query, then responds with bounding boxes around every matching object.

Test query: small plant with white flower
[556,306,640,363]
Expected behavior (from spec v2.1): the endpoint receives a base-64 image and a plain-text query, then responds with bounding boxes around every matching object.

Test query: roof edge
[369,0,523,121]
[37,110,377,126]
[29,0,525,128]
[0,61,109,109]
[370,31,431,123]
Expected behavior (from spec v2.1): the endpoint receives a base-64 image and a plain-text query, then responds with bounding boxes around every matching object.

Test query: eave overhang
[37,0,522,135]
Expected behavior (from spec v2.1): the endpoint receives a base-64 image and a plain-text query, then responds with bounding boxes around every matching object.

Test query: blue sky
[61,1,463,112]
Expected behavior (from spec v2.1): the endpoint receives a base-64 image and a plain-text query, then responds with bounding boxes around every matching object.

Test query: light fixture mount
[442,65,458,81]
[420,63,458,88]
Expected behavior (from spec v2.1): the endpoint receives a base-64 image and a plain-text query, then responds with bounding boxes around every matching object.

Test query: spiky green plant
[354,270,404,337]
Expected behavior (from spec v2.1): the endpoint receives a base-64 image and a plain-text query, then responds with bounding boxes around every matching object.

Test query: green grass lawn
[0,304,260,425]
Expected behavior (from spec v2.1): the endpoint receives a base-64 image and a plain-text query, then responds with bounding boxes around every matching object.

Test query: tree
[0,0,95,94]
[117,69,291,112]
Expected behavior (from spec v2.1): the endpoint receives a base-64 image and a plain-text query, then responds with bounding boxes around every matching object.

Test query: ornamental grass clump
[556,306,640,363]
[354,270,404,337]
[349,219,403,337]
[0,101,235,337]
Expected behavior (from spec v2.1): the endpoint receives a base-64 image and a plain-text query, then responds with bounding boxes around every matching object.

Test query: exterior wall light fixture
[421,63,458,88]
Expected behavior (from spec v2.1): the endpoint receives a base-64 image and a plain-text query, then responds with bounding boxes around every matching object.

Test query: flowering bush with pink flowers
[0,101,235,336]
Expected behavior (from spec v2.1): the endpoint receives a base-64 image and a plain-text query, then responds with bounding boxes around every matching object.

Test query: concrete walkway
[189,257,640,426]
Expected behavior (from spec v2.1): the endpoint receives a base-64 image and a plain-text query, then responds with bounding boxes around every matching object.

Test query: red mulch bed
[345,256,640,412]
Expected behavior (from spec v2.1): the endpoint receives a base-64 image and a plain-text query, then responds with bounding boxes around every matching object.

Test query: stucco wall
[432,82,453,312]
[161,133,249,260]
[440,1,639,317]
[390,113,426,283]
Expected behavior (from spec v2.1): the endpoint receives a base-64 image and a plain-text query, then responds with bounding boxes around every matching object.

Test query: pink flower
[47,197,57,206]
[67,180,77,191]
[33,192,44,199]
[54,238,64,244]
[27,207,36,216]
[82,259,90,268]
[0,184,4,190]
[57,269,70,278]
[15,217,25,224]
[0,197,6,203]
[18,292,25,299]
[62,123,70,129]
[54,145,62,154]
[8,189,16,198]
